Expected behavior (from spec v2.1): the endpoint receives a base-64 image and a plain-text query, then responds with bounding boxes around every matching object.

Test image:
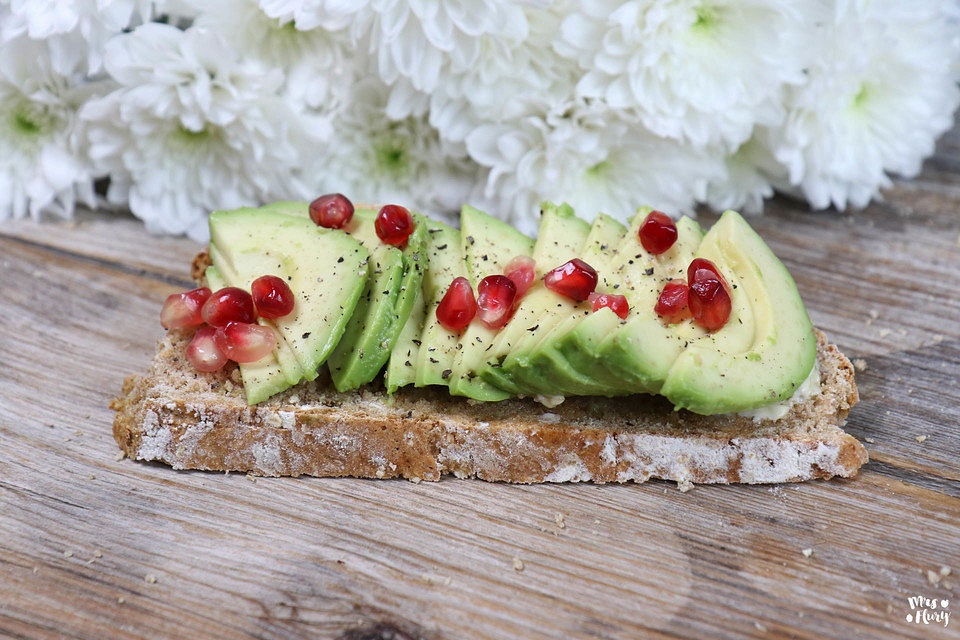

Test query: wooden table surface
[2,121,959,640]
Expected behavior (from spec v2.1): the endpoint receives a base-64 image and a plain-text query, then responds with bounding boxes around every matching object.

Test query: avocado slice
[448,205,535,401]
[660,210,816,414]
[385,286,425,394]
[414,219,466,389]
[207,208,368,402]
[474,202,592,396]
[327,208,427,391]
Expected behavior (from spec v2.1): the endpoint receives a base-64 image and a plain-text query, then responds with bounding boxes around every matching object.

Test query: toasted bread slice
[112,324,865,485]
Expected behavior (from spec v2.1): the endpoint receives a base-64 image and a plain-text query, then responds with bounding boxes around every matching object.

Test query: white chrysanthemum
[703,135,779,214]
[770,0,960,210]
[258,0,368,31]
[0,0,149,74]
[555,0,813,150]
[0,38,99,220]
[191,0,357,112]
[466,104,723,234]
[356,0,529,96]
[307,78,479,217]
[81,23,319,240]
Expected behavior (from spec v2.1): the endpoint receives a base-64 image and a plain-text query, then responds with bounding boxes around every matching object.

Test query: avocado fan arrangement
[158,196,816,416]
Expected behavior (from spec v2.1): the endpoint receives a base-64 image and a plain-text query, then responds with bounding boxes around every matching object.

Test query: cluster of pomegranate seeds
[654,258,731,331]
[638,211,678,255]
[654,279,690,323]
[160,286,211,329]
[213,321,277,363]
[309,193,354,229]
[503,255,536,297]
[476,275,518,329]
[375,204,415,246]
[588,292,630,319]
[544,258,598,301]
[436,276,477,333]
[251,275,295,319]
[687,258,732,331]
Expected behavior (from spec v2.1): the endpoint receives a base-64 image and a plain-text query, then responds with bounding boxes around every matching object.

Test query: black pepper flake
[437,244,448,250]
[441,369,452,380]
[302,332,311,339]
[527,325,539,332]
[467,236,475,245]
[644,267,654,276]
[337,257,344,263]
[429,357,439,364]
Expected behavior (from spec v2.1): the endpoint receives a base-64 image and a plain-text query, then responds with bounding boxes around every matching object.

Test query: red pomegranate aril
[375,204,415,245]
[201,287,257,327]
[655,279,691,323]
[686,257,725,285]
[214,321,277,363]
[251,275,295,319]
[309,193,354,229]
[436,276,477,333]
[638,211,678,255]
[503,255,536,297]
[587,292,630,320]
[686,259,732,331]
[186,326,227,372]
[544,258,598,301]
[160,286,211,329]
[476,275,518,329]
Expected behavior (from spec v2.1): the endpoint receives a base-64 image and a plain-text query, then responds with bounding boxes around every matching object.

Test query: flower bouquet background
[1,0,958,239]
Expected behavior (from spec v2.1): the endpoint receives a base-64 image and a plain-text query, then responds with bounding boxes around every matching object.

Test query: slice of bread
[112,324,866,486]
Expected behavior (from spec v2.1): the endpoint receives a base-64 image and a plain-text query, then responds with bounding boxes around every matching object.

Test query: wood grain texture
[2,119,959,639]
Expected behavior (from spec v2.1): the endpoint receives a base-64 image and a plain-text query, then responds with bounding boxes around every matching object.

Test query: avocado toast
[113,198,866,486]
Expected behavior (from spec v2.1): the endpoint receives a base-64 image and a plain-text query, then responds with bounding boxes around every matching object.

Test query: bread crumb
[879,328,891,338]
[864,437,875,444]
[94,550,103,558]
[677,479,694,493]
[512,556,524,572]
[409,476,421,484]
[940,566,951,577]
[853,359,867,372]
[927,569,942,586]
[593,519,600,525]
[801,548,813,557]
[916,435,928,443]
[246,473,257,482]
[288,395,300,404]
[32,567,38,574]
[754,622,767,632]
[869,309,879,319]
[554,512,565,529]
[421,573,451,586]
[117,597,125,604]
[74,429,83,436]
[114,451,125,461]
[63,550,73,558]
[145,573,158,584]
[88,474,95,480]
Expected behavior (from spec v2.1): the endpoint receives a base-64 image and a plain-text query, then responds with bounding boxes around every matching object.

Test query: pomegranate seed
[503,255,536,297]
[544,258,598,301]
[160,286,211,329]
[638,211,678,255]
[186,326,227,372]
[214,321,277,363]
[309,193,354,229]
[477,275,518,329]
[436,276,477,333]
[687,258,731,331]
[251,275,295,319]
[201,287,257,327]
[587,292,630,320]
[655,279,691,323]
[375,204,415,246]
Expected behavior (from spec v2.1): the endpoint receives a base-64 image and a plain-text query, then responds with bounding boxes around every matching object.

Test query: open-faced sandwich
[112,196,866,486]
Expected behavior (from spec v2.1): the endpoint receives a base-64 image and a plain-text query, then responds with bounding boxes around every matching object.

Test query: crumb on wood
[801,548,813,558]
[754,622,767,632]
[145,573,158,584]
[865,437,876,444]
[94,550,103,558]
[512,556,524,572]
[32,567,38,574]
[554,512,565,529]
[941,566,952,577]
[421,573,452,586]
[593,519,600,525]
[114,451,125,461]
[117,597,125,605]
[677,479,694,493]
[64,550,73,558]
[869,309,879,319]
[879,328,891,338]
[409,476,421,484]
[246,473,257,482]
[853,358,867,372]
[916,435,929,443]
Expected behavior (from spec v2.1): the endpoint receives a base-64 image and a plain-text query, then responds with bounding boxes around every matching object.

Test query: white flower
[467,103,723,234]
[0,0,149,74]
[81,23,319,240]
[703,135,776,215]
[258,0,368,31]
[307,78,479,217]
[769,0,960,210]
[555,0,813,150]
[0,38,99,220]
[191,0,358,112]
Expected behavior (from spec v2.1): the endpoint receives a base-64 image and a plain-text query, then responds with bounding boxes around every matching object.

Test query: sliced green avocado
[415,219,466,389]
[385,286,425,394]
[507,212,631,396]
[475,202,591,396]
[660,210,816,414]
[448,205,535,401]
[327,244,405,391]
[207,208,368,402]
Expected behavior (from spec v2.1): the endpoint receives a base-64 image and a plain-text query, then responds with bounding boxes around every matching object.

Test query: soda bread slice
[112,328,866,485]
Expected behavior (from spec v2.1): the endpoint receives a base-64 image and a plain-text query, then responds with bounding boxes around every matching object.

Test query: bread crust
[112,326,866,485]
